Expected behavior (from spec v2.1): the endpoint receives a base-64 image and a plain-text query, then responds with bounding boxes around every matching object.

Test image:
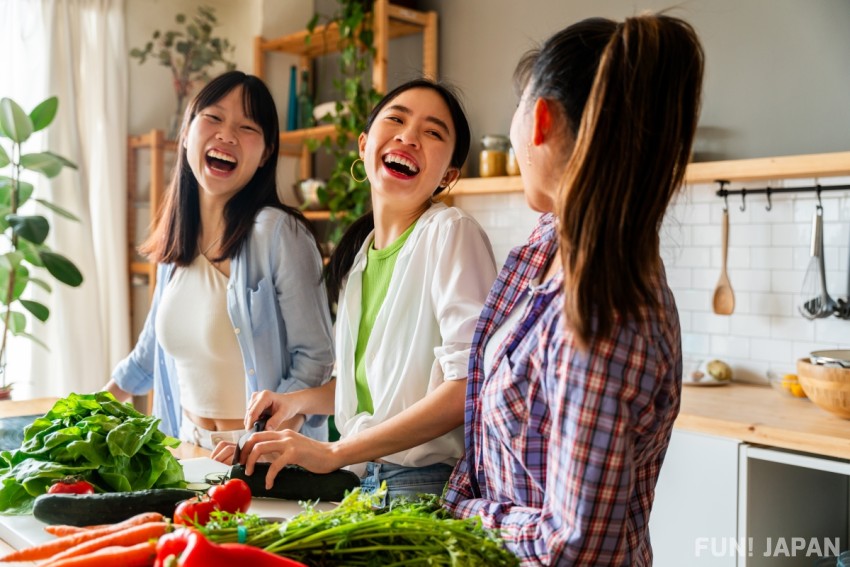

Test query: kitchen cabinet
[650,430,740,567]
[649,385,850,566]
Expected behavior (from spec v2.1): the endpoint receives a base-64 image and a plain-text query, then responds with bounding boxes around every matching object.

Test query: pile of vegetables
[201,487,520,566]
[0,392,185,514]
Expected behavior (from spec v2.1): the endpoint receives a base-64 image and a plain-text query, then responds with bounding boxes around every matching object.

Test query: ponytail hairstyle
[324,78,471,303]
[141,70,319,265]
[526,14,704,349]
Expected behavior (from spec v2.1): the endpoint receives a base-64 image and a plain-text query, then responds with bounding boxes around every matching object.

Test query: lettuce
[0,391,185,514]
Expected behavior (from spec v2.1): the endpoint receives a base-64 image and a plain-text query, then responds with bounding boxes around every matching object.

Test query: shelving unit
[449,151,850,198]
[126,129,177,336]
[253,0,438,184]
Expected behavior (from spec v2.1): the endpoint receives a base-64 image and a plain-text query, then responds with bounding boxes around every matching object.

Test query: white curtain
[1,0,129,398]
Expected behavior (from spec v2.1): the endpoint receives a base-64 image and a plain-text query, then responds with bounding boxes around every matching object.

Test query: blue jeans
[360,461,453,504]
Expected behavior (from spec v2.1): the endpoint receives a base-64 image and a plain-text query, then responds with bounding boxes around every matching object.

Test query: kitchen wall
[455,177,850,381]
[420,0,850,173]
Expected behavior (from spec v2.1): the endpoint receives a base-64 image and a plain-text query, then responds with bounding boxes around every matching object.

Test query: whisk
[798,204,837,319]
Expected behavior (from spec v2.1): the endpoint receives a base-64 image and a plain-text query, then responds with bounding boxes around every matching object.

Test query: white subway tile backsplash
[689,268,717,291]
[460,174,850,374]
[770,270,806,294]
[749,247,793,270]
[682,332,711,355]
[814,317,850,345]
[771,222,810,247]
[728,314,772,338]
[769,315,816,341]
[750,338,793,362]
[692,312,731,335]
[711,335,751,359]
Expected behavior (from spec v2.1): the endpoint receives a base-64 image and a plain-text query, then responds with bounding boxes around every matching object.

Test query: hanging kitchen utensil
[712,208,735,315]
[798,204,837,319]
[835,231,850,319]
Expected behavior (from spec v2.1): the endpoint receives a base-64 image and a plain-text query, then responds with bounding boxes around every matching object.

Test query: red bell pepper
[155,528,306,567]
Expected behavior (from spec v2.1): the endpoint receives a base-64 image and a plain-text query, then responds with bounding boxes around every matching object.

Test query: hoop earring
[350,158,367,183]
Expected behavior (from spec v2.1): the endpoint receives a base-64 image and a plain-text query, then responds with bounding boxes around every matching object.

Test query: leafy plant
[306,0,382,241]
[0,391,184,514]
[129,5,236,139]
[0,96,83,391]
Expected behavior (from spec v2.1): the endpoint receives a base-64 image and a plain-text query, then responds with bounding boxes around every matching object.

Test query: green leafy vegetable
[202,486,519,566]
[0,391,185,514]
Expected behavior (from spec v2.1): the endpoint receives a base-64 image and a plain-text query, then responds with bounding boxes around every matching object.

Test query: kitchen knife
[232,413,269,465]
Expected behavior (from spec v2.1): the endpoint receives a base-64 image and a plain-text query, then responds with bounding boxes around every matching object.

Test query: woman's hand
[210,441,237,464]
[245,390,302,431]
[239,430,342,489]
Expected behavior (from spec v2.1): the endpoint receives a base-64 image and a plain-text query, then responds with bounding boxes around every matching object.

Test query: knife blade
[232,413,270,466]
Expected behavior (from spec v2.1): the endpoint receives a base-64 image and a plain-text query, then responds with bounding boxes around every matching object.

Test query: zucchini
[229,463,359,502]
[32,488,198,526]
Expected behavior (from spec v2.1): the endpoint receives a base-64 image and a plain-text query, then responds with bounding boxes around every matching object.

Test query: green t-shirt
[353,221,417,414]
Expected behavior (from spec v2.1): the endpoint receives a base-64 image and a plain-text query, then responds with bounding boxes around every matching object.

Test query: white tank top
[155,255,246,420]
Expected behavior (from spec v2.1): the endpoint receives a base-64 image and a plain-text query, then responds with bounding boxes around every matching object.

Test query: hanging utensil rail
[713,180,850,320]
[715,180,850,212]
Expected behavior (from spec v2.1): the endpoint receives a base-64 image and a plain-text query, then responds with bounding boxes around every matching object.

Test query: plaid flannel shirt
[444,213,683,566]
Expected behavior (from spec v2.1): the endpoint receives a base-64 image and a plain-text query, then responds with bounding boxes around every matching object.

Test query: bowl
[767,369,808,399]
[797,358,850,419]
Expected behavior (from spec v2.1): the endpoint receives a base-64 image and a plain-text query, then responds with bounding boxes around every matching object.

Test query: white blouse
[334,203,497,468]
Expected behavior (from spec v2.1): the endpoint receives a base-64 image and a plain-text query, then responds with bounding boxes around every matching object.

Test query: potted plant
[129,5,237,140]
[306,0,382,241]
[0,96,83,399]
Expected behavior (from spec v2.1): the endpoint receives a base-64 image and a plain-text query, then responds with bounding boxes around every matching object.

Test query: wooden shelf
[451,151,850,197]
[257,4,430,59]
[683,151,850,184]
[452,175,523,196]
[128,132,178,151]
[303,210,331,221]
[129,262,151,276]
[279,124,337,155]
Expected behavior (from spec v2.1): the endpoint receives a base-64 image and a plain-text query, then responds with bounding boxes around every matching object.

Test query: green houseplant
[0,96,83,397]
[129,5,237,139]
[306,0,382,240]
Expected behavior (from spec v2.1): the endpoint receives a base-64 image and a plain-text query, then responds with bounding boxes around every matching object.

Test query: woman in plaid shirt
[444,14,704,565]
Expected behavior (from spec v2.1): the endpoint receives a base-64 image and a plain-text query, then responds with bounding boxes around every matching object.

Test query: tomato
[174,496,220,526]
[47,476,95,495]
[208,478,252,514]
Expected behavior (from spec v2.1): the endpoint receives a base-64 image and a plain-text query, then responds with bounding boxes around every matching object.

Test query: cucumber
[32,488,198,526]
[229,463,359,501]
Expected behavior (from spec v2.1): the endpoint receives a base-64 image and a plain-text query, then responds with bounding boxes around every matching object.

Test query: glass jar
[479,135,509,177]
[506,145,520,176]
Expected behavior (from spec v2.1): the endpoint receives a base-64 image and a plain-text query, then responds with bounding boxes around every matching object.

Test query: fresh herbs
[0,392,185,514]
[202,487,519,566]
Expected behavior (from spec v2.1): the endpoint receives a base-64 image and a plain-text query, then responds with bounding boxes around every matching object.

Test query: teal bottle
[297,69,314,130]
[286,65,298,131]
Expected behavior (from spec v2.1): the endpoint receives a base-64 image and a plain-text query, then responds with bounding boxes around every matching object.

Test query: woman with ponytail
[216,79,497,500]
[443,14,704,565]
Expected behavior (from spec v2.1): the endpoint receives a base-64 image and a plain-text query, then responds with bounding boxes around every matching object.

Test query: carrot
[0,520,155,562]
[44,512,166,536]
[43,541,157,567]
[46,522,169,563]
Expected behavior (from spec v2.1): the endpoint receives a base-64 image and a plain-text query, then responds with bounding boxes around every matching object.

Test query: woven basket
[797,358,850,419]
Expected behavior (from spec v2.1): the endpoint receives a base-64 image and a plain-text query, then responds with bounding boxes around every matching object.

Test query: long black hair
[141,70,319,265]
[324,79,471,302]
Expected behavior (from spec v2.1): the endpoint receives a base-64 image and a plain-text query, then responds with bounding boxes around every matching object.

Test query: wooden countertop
[4,386,850,459]
[678,382,850,460]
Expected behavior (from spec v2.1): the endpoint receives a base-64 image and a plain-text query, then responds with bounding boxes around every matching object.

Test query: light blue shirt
[112,207,335,440]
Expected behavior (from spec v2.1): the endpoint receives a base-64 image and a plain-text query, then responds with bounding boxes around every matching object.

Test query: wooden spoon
[712,209,735,315]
